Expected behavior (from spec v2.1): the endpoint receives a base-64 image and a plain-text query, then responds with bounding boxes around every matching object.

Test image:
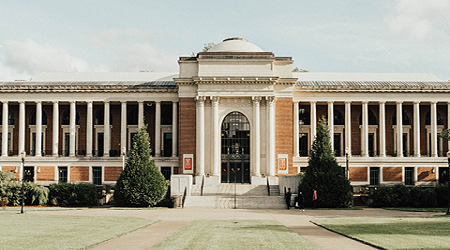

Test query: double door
[221,155,250,184]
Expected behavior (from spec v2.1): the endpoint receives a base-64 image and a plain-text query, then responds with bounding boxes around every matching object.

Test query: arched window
[0,110,15,125]
[62,109,80,125]
[29,110,48,125]
[299,108,310,125]
[128,109,138,125]
[94,109,112,125]
[334,110,345,125]
[425,111,444,125]
[392,110,411,125]
[359,110,378,125]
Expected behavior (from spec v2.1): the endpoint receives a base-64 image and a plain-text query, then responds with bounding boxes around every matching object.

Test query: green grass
[314,217,450,250]
[109,206,168,210]
[0,213,155,250]
[383,207,448,213]
[152,220,319,250]
[2,206,88,211]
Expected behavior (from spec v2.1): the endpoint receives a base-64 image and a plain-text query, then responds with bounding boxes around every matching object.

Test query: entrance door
[221,112,250,184]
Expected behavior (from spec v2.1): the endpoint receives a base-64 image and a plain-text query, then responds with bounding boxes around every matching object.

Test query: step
[191,184,269,196]
[183,196,286,209]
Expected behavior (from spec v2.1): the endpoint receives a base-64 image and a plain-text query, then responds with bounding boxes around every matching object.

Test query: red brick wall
[418,167,436,182]
[104,167,122,181]
[275,98,294,174]
[383,167,402,182]
[145,103,156,153]
[70,166,89,181]
[36,166,55,181]
[110,104,121,152]
[349,167,367,182]
[178,98,196,174]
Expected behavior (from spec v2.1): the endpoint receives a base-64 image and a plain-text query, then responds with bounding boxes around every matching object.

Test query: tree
[292,67,309,72]
[114,125,168,207]
[298,117,353,208]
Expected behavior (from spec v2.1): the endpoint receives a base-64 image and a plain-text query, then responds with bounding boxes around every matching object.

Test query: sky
[1,0,449,81]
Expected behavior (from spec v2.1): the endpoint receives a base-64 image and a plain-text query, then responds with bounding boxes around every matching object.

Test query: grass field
[0,213,155,250]
[383,207,448,213]
[152,220,320,250]
[314,217,450,250]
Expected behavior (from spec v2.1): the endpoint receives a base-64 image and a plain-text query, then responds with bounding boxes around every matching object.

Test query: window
[58,167,68,183]
[161,103,173,125]
[163,133,172,157]
[405,167,414,185]
[370,167,380,185]
[61,109,80,125]
[92,167,102,185]
[299,133,309,156]
[161,167,171,180]
[334,133,342,156]
[29,110,48,125]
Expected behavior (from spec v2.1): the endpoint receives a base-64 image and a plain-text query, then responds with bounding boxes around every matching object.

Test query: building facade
[0,38,449,188]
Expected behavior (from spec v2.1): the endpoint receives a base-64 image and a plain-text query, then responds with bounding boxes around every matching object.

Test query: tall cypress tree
[114,125,168,207]
[299,117,353,208]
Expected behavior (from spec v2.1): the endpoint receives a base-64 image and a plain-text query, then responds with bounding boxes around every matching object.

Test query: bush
[0,171,16,183]
[371,186,397,207]
[421,188,437,207]
[435,184,449,207]
[392,184,411,207]
[409,186,424,208]
[49,182,97,206]
[0,181,49,206]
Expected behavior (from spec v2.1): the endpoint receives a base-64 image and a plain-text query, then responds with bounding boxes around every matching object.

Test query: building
[0,38,449,189]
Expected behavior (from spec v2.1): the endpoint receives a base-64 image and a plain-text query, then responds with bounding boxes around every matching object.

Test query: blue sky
[1,0,449,81]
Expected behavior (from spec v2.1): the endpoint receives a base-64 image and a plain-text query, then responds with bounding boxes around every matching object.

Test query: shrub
[421,188,437,207]
[49,182,97,206]
[0,171,16,183]
[435,184,449,207]
[409,186,424,208]
[392,184,411,207]
[114,125,168,207]
[0,181,49,206]
[371,186,397,207]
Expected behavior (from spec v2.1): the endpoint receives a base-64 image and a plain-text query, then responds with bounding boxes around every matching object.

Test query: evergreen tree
[299,117,353,208]
[114,125,168,207]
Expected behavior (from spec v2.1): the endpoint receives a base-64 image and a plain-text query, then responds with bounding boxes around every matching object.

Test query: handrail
[267,177,270,196]
[201,175,204,196]
[182,186,187,209]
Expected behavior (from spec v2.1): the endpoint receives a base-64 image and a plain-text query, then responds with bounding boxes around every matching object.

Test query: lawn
[0,213,155,250]
[152,220,319,250]
[314,217,450,250]
[383,207,448,213]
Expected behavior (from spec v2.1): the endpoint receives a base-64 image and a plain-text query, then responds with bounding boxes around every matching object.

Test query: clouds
[388,0,450,39]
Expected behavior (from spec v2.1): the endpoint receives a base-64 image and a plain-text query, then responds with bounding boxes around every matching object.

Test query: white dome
[208,38,264,52]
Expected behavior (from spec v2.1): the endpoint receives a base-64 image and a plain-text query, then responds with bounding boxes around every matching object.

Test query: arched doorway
[221,112,250,184]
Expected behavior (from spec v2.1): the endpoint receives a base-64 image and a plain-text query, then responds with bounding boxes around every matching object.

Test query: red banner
[185,158,192,170]
[279,158,287,170]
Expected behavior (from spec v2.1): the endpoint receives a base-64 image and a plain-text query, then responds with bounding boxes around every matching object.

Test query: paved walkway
[34,207,440,249]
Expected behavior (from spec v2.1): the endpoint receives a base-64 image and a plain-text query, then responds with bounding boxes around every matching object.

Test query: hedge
[0,181,49,206]
[371,184,444,208]
[48,182,97,206]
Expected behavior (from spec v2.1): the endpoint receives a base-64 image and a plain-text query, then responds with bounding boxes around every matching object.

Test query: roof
[208,38,264,53]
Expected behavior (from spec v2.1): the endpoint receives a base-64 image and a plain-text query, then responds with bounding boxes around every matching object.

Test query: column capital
[138,101,144,104]
[196,96,207,104]
[52,101,59,104]
[211,96,220,103]
[86,101,93,105]
[396,101,403,104]
[266,96,276,104]
[430,101,438,104]
[120,101,127,104]
[362,101,369,104]
[379,101,386,104]
[2,101,8,104]
[344,101,352,105]
[327,101,334,104]
[104,101,110,104]
[310,101,317,104]
[69,101,76,104]
[252,96,262,105]
[293,100,299,104]
[35,101,42,104]
[18,101,25,104]
[414,101,421,104]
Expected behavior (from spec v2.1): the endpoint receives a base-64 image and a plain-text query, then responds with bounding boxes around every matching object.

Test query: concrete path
[33,207,440,250]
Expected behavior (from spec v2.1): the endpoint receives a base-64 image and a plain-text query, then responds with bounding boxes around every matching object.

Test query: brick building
[1,38,449,190]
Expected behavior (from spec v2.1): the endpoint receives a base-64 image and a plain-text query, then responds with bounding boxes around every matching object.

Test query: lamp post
[122,147,126,170]
[446,152,450,215]
[20,151,26,214]
[345,147,349,180]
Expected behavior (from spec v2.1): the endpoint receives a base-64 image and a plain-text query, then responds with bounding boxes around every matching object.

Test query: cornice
[0,85,177,93]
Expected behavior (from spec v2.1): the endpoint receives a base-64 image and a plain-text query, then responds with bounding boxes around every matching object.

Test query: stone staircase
[183,184,286,209]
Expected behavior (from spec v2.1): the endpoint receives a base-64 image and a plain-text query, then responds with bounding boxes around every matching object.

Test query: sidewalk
[36,207,439,250]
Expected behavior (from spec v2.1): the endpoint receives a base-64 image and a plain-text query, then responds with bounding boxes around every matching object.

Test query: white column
[211,97,220,176]
[362,101,369,157]
[19,101,25,155]
[69,101,76,157]
[448,102,450,155]
[52,101,59,156]
[138,101,144,129]
[121,101,127,152]
[379,101,386,157]
[414,101,421,157]
[253,97,261,177]
[310,101,317,147]
[2,101,8,157]
[155,101,161,157]
[86,101,93,157]
[35,101,42,157]
[196,96,206,176]
[267,96,276,176]
[104,101,110,157]
[328,101,334,149]
[396,102,403,157]
[293,101,299,157]
[430,101,438,157]
[345,101,352,157]
[172,102,178,157]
